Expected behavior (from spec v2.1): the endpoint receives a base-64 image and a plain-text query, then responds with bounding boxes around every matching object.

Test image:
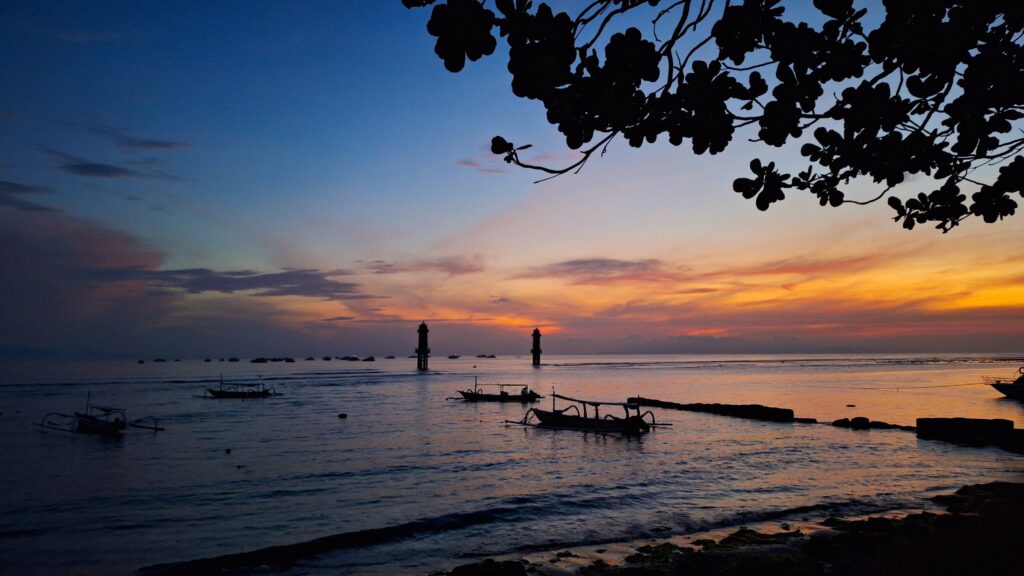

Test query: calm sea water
[0,354,1022,575]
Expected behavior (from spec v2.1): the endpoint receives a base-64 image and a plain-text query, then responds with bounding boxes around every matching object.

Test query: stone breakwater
[627,397,813,423]
[916,417,1024,453]
[629,396,1024,454]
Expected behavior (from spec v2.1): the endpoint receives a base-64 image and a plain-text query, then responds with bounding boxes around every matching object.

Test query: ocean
[0,354,1021,575]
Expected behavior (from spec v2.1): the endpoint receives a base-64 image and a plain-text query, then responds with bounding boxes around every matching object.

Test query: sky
[1,1,1022,360]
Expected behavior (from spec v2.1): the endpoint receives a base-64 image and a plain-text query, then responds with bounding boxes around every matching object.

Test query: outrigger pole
[551,392,643,419]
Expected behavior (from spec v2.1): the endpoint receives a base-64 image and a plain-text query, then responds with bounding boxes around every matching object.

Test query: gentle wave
[136,490,920,574]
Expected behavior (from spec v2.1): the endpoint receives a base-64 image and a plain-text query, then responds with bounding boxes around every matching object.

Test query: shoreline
[133,481,1024,576]
[435,481,1024,576]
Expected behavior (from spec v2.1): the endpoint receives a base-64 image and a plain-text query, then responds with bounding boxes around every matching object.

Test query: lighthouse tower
[531,328,542,367]
[416,322,430,371]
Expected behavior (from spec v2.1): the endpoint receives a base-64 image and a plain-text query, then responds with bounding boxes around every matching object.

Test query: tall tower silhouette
[531,328,542,367]
[416,322,430,371]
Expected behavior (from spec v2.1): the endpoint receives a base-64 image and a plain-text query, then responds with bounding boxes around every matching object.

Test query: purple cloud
[76,123,191,151]
[39,146,176,180]
[516,258,672,284]
[365,255,485,276]
[139,268,368,300]
[0,179,58,212]
[455,158,507,175]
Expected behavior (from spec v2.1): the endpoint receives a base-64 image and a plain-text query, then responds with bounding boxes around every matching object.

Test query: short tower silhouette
[531,328,542,367]
[416,322,430,371]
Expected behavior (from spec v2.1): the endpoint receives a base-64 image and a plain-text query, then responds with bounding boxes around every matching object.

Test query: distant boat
[343,355,360,361]
[985,367,1024,400]
[508,391,660,435]
[228,357,239,362]
[37,394,164,436]
[361,356,375,362]
[385,355,396,359]
[154,358,167,363]
[457,378,541,403]
[204,381,276,399]
[323,356,332,361]
[448,354,461,359]
[306,357,316,361]
[475,354,497,358]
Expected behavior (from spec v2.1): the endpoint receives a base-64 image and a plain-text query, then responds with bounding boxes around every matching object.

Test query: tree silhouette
[403,0,1024,232]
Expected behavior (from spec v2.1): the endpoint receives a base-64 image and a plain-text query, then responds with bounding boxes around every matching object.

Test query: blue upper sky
[2,2,555,264]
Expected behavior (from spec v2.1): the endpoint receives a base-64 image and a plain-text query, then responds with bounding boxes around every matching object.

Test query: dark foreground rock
[628,397,797,423]
[439,482,1024,576]
[445,559,527,576]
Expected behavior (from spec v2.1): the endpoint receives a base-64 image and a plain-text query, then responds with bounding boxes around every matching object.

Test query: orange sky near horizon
[196,207,1023,353]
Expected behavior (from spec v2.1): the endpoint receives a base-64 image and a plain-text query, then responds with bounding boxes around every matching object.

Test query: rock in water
[917,417,1018,451]
[850,416,870,429]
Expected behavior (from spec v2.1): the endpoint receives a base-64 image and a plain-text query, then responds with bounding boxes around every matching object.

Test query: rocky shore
[437,482,1024,576]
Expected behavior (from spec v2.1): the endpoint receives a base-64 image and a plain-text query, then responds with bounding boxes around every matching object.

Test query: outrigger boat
[37,393,163,437]
[457,378,542,403]
[74,404,126,436]
[984,366,1024,400]
[508,391,662,435]
[204,380,277,399]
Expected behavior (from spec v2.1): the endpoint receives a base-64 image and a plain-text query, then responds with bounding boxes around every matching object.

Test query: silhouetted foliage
[404,0,1024,231]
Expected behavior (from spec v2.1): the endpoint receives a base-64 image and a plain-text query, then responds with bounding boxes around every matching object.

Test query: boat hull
[458,391,541,403]
[991,383,1024,400]
[531,409,649,435]
[74,413,125,437]
[206,389,272,399]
